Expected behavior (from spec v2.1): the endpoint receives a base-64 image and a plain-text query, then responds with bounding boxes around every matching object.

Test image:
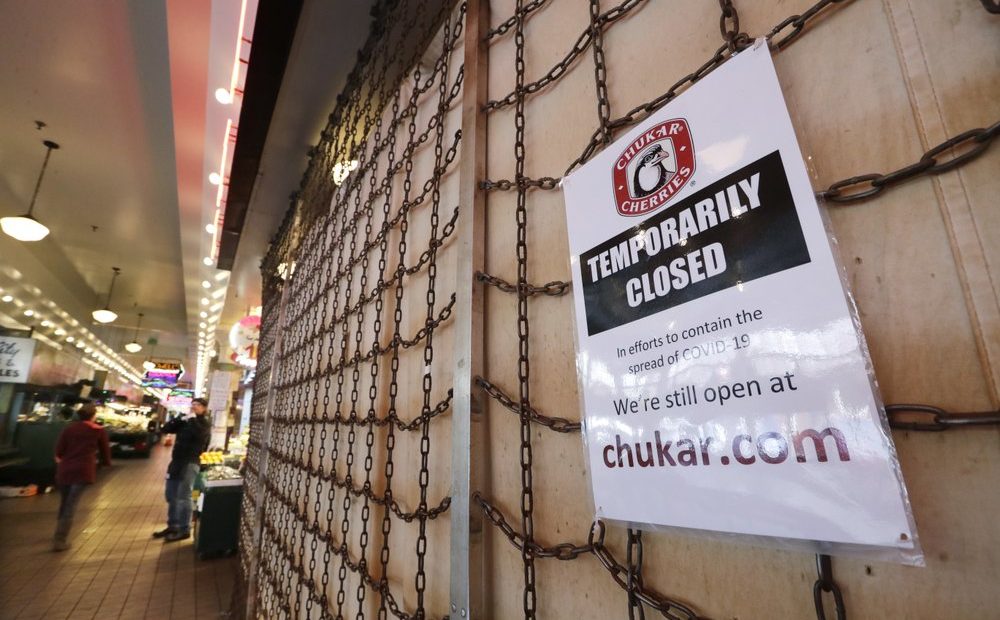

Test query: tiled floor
[0,442,237,620]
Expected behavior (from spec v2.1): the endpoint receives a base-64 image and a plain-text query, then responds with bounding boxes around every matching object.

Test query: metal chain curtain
[475,1,998,619]
[239,0,466,617]
[236,0,999,618]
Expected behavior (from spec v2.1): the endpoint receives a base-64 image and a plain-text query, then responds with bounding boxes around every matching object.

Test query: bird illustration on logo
[612,118,694,217]
[630,142,677,198]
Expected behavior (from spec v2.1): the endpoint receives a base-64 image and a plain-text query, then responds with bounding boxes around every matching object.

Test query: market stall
[95,403,159,458]
[192,442,246,559]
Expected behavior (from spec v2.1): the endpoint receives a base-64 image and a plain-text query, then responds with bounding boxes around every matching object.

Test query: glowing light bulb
[208,172,222,185]
[1,215,50,241]
[214,88,233,104]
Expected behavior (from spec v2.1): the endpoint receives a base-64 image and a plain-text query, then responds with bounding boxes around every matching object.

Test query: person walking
[52,402,112,551]
[153,397,211,542]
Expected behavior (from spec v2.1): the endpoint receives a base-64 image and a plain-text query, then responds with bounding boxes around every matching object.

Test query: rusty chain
[238,1,463,618]
[474,493,699,619]
[718,0,752,52]
[239,0,999,618]
[626,528,645,620]
[479,176,559,191]
[474,271,570,297]
[818,121,1000,203]
[886,404,1000,431]
[813,554,847,620]
[512,1,537,617]
[476,376,581,433]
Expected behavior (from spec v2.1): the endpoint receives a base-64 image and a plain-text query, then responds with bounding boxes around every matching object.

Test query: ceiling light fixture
[92,267,121,323]
[203,257,214,266]
[202,280,211,289]
[208,172,222,185]
[124,312,144,353]
[205,223,216,234]
[1,140,59,242]
[214,87,233,104]
[1,295,12,303]
[23,309,34,317]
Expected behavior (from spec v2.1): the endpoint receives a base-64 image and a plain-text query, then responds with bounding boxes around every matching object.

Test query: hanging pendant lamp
[125,312,144,353]
[92,267,121,323]
[1,140,59,241]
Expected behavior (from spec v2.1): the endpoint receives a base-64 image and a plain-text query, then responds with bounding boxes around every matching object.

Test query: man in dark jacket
[153,397,211,542]
[53,403,112,551]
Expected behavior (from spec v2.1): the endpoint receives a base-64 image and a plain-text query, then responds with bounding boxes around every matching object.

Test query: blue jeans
[54,483,87,542]
[165,463,200,533]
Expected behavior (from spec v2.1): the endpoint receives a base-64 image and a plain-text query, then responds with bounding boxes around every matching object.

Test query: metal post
[245,282,291,620]
[450,0,489,617]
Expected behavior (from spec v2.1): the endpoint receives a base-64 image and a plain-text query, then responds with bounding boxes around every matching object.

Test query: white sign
[0,335,36,384]
[208,370,233,416]
[562,43,919,562]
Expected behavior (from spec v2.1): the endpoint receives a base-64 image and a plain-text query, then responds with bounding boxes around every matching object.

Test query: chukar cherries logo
[612,118,695,217]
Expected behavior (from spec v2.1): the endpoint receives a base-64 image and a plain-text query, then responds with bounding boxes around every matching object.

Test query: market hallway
[0,444,236,619]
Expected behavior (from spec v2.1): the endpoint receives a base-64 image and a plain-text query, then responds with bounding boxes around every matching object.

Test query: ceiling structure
[168,0,259,394]
[218,0,375,360]
[0,1,187,387]
[0,0,376,399]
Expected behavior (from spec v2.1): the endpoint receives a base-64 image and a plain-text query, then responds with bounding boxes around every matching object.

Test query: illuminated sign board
[142,361,185,389]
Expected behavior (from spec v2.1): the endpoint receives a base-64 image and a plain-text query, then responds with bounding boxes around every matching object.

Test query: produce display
[17,403,64,423]
[200,449,226,465]
[202,465,242,481]
[226,432,249,455]
[96,410,148,433]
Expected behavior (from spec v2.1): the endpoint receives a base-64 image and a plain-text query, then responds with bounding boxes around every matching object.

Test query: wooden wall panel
[480,1,1000,618]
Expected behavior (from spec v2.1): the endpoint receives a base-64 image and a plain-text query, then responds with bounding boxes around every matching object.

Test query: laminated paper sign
[562,43,920,562]
[0,335,36,384]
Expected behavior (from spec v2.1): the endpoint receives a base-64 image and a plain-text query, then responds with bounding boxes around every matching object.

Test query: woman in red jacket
[52,403,111,551]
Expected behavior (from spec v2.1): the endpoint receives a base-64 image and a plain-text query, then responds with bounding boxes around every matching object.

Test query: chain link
[813,554,847,620]
[486,0,548,40]
[475,494,700,619]
[513,2,537,616]
[480,176,560,191]
[476,376,581,432]
[239,2,463,618]
[886,404,1000,431]
[718,0,752,52]
[474,271,570,297]
[477,0,1000,618]
[485,0,650,112]
[818,121,1000,203]
[242,0,1000,617]
[626,529,646,620]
